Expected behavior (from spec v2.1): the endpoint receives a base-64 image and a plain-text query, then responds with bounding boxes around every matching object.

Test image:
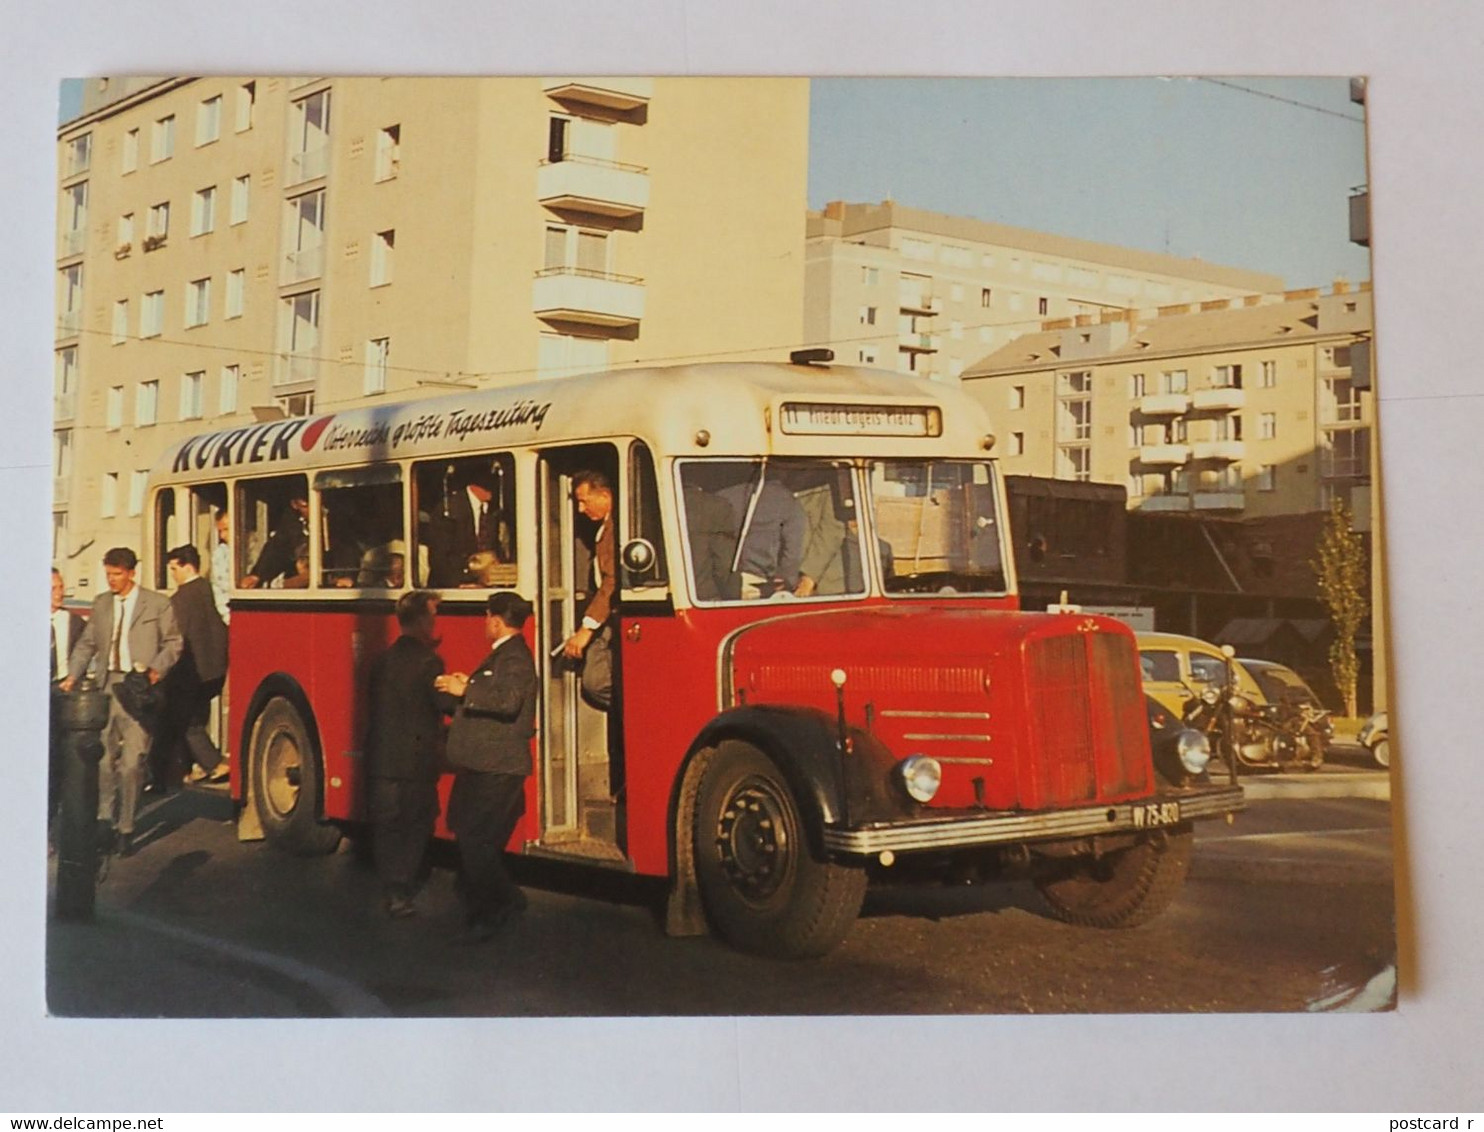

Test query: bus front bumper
[821,784,1244,857]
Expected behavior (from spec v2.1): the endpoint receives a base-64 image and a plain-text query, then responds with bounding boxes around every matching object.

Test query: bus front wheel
[250,696,341,856]
[693,741,866,959]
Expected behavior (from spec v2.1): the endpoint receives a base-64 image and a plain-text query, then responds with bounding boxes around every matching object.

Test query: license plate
[1132,801,1181,829]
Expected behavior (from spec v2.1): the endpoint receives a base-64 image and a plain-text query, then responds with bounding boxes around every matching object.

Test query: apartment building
[803,200,1283,382]
[961,285,1375,519]
[53,76,810,594]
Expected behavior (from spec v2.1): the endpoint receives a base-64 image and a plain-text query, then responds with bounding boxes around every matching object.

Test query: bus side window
[314,467,405,589]
[189,484,229,593]
[413,454,517,588]
[625,441,668,591]
[237,474,310,589]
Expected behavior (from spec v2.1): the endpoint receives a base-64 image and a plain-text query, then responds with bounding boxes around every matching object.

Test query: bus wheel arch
[245,678,342,856]
[689,738,866,959]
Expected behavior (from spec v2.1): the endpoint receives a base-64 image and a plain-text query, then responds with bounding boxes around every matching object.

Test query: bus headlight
[1176,729,1212,775]
[898,755,942,803]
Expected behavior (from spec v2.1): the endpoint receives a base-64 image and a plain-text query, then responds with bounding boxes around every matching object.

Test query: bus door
[536,444,625,863]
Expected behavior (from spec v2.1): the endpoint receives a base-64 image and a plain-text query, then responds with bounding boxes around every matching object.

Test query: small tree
[1311,498,1369,716]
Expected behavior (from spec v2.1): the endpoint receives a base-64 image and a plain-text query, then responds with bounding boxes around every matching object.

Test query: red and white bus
[147,358,1242,957]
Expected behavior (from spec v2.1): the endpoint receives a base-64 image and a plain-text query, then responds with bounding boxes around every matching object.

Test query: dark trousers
[368,775,440,900]
[447,771,526,924]
[154,676,224,781]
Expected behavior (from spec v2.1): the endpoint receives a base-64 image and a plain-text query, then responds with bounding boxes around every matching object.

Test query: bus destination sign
[779,402,942,438]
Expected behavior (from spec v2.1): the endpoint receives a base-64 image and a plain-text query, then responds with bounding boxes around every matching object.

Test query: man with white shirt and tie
[61,547,182,858]
[430,464,510,587]
[49,569,84,839]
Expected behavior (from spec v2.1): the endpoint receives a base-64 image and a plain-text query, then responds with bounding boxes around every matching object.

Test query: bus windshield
[868,459,1007,595]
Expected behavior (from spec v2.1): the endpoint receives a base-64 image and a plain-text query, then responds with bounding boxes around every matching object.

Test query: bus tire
[1034,826,1192,929]
[693,740,866,959]
[250,696,341,857]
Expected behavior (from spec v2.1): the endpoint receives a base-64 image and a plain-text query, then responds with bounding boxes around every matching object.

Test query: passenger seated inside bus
[420,457,515,588]
[321,481,402,589]
[241,491,308,588]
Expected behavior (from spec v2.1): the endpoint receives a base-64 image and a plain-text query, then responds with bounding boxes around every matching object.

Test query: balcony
[286,145,329,187]
[57,310,81,339]
[898,292,942,316]
[898,331,940,353]
[532,267,645,329]
[1193,491,1245,511]
[542,77,653,112]
[274,351,319,389]
[283,245,325,284]
[1191,386,1246,412]
[1138,493,1192,513]
[1138,392,1191,416]
[1190,439,1245,462]
[60,227,86,258]
[537,156,649,219]
[1138,443,1191,466]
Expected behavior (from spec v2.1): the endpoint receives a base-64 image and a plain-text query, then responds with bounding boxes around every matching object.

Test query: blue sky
[809,77,1371,290]
[62,75,1369,290]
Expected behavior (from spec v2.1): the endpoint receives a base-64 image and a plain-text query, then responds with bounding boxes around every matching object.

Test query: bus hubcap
[715,778,791,901]
[264,732,302,817]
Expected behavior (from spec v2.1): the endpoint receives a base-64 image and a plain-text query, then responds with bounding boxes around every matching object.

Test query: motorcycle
[1179,648,1332,774]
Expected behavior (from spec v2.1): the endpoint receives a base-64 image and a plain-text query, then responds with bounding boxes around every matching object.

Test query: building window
[544,224,607,274]
[128,470,148,517]
[980,288,993,308]
[236,81,256,132]
[1129,372,1146,398]
[136,380,159,427]
[151,115,175,163]
[117,212,134,254]
[231,175,250,225]
[220,364,239,414]
[65,133,92,176]
[1057,445,1092,482]
[101,473,118,518]
[371,229,396,286]
[191,186,217,236]
[364,337,390,395]
[111,299,128,344]
[1010,384,1026,411]
[277,392,316,418]
[58,264,84,336]
[1162,369,1188,394]
[122,129,139,174]
[146,201,170,248]
[196,95,222,146]
[1164,418,1188,444]
[1214,413,1242,441]
[106,386,123,430]
[1260,412,1277,440]
[278,291,321,385]
[186,278,211,328]
[1257,465,1276,492]
[1261,360,1277,388]
[861,266,879,286]
[142,289,164,337]
[1038,297,1049,316]
[1324,428,1370,478]
[180,371,204,420]
[226,269,245,319]
[288,89,331,184]
[858,347,878,365]
[1128,423,1142,448]
[1011,431,1025,456]
[1212,364,1243,389]
[1326,377,1363,423]
[1058,394,1092,441]
[285,190,326,281]
[56,348,78,418]
[63,182,88,249]
[375,124,401,181]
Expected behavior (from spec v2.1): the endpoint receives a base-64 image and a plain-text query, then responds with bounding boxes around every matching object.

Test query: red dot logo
[300,416,333,450]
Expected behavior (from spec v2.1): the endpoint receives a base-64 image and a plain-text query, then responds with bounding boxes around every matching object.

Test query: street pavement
[44,757,1395,1019]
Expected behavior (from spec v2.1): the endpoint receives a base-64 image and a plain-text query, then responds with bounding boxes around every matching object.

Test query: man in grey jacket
[62,547,183,857]
[436,590,537,940]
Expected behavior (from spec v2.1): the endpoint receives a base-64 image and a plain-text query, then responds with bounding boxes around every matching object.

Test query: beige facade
[54,76,809,596]
[961,285,1375,519]
[803,200,1284,383]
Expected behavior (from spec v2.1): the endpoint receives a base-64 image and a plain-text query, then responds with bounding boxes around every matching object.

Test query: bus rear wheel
[1034,827,1192,929]
[251,696,341,856]
[693,741,866,959]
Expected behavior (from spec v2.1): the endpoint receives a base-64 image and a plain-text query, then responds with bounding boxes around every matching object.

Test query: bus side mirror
[621,538,657,577]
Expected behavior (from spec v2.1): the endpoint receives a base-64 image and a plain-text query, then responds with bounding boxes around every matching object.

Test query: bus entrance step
[582,799,616,842]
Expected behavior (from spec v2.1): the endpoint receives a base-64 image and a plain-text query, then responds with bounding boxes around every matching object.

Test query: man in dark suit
[427,465,511,587]
[62,547,183,857]
[436,590,537,940]
[159,545,229,786]
[241,493,308,588]
[363,590,447,918]
[49,568,85,837]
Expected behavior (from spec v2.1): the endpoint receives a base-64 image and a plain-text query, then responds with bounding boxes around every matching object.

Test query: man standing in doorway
[561,470,616,710]
[62,547,182,858]
[210,508,231,623]
[364,590,446,918]
[162,545,229,784]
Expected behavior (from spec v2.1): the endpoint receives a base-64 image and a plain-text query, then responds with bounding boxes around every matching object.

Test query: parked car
[1358,711,1390,768]
[1237,659,1326,712]
[1136,631,1264,717]
[1237,658,1334,766]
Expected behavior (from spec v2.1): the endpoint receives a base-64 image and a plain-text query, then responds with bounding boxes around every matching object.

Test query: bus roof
[150,361,999,485]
